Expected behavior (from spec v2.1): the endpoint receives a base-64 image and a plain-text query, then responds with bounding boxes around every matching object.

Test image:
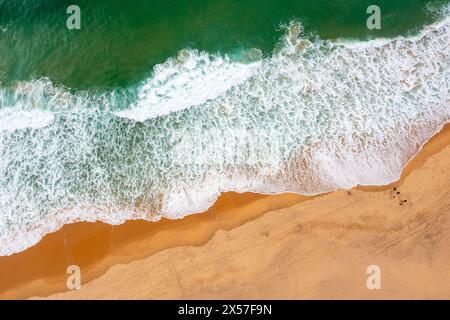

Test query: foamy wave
[0,14,449,255]
[115,50,261,121]
[0,108,55,132]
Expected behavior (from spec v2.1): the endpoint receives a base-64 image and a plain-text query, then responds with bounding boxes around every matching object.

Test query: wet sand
[0,192,310,299]
[1,124,449,299]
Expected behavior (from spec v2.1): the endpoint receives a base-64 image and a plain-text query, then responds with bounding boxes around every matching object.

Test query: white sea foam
[0,13,449,256]
[0,108,55,131]
[115,50,261,121]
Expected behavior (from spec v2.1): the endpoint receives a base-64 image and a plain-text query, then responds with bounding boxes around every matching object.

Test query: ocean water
[0,0,449,255]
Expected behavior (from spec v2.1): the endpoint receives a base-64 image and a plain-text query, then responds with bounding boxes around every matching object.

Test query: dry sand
[0,124,449,299]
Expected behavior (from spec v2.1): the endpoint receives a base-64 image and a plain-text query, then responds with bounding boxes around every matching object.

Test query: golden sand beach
[0,124,449,299]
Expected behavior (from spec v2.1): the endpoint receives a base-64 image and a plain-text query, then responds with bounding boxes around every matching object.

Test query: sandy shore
[0,124,449,299]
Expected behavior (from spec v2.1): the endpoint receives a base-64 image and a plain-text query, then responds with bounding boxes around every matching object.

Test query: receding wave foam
[0,14,449,255]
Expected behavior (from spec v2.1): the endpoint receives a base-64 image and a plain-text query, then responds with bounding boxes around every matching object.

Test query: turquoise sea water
[0,0,447,89]
[0,1,449,255]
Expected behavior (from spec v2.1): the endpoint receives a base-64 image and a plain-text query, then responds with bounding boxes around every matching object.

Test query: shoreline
[0,123,449,299]
[1,192,313,299]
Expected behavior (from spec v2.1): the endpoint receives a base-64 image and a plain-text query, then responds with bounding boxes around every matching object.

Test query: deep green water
[0,0,447,90]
